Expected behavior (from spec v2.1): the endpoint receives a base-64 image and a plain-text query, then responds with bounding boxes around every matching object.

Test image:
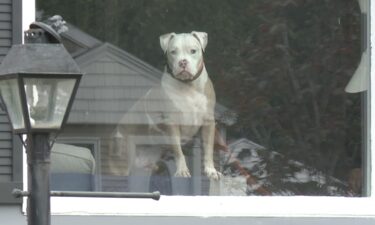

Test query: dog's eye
[190,49,197,54]
[170,50,177,55]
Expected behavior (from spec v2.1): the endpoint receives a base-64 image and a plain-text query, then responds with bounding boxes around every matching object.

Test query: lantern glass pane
[23,78,76,129]
[0,79,25,130]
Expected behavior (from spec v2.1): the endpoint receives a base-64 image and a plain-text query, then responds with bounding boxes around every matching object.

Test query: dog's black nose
[179,59,188,68]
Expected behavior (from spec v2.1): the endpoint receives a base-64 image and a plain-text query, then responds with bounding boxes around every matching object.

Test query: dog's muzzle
[166,62,204,83]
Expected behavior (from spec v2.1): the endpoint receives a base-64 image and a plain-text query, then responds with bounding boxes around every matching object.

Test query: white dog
[159,31,221,180]
[109,32,221,180]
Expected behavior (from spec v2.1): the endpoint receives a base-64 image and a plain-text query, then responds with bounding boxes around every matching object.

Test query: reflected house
[225,138,266,166]
[54,23,234,195]
[219,138,269,196]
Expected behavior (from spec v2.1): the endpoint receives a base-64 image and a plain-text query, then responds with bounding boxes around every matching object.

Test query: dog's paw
[204,166,222,180]
[174,169,191,177]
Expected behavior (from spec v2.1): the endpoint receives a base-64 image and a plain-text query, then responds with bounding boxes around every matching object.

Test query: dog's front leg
[166,125,191,177]
[202,122,222,180]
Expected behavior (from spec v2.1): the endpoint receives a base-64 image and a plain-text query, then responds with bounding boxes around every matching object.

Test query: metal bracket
[12,189,160,201]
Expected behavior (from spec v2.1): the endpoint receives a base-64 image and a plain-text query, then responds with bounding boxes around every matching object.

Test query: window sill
[48,195,375,217]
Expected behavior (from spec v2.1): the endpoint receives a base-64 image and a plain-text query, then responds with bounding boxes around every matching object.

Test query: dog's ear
[160,32,176,53]
[191,31,208,52]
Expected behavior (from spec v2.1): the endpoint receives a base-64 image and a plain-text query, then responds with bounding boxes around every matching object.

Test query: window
[27,0,375,217]
[52,137,101,191]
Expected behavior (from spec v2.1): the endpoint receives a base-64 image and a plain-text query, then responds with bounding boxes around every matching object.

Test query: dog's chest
[162,81,208,136]
[168,86,208,124]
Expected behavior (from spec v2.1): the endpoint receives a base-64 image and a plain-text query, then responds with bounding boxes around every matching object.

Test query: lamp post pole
[26,133,51,225]
[21,19,61,225]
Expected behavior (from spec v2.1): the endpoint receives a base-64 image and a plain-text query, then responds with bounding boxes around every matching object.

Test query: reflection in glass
[24,78,76,129]
[38,0,366,197]
[0,79,24,129]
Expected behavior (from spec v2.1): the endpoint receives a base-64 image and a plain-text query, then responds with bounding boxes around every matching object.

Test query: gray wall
[2,206,375,225]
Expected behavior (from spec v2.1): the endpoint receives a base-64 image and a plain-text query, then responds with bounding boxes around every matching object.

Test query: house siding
[0,0,22,204]
[0,0,12,62]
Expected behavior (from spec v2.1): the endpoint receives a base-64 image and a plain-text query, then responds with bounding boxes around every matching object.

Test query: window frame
[21,0,375,218]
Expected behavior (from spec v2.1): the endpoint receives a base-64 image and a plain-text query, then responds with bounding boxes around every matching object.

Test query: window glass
[37,0,367,196]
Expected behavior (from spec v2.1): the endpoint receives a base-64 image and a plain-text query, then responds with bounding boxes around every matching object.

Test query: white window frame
[22,0,375,218]
[21,0,35,215]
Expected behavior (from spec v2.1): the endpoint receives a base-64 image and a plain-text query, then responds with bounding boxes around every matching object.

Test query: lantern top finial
[26,15,68,44]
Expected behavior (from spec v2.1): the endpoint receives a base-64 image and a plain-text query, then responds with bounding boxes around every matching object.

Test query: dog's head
[160,31,207,81]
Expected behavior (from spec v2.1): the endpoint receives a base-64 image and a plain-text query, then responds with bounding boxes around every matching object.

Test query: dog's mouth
[176,70,194,80]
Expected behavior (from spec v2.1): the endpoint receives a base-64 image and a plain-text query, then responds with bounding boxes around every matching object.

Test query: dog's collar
[166,62,204,83]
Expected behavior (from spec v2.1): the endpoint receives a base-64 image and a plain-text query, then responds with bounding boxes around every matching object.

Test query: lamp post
[0,18,82,225]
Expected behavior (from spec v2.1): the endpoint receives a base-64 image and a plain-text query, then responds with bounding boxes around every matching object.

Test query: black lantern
[0,43,81,134]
